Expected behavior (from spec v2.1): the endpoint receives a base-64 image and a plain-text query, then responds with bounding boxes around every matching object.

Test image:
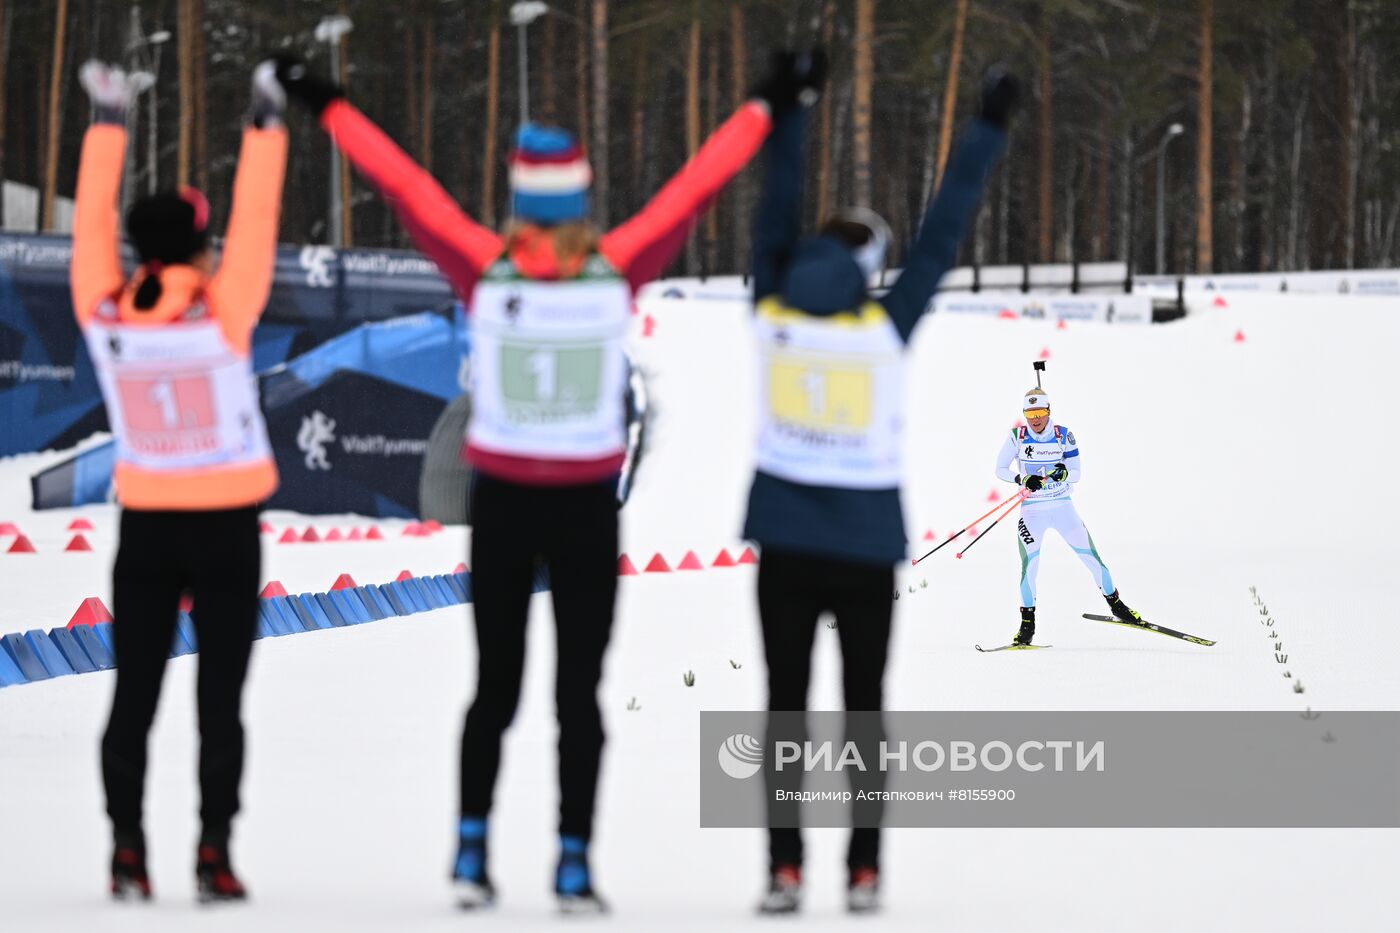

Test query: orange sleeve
[209,126,289,354]
[70,125,129,327]
[599,101,772,292]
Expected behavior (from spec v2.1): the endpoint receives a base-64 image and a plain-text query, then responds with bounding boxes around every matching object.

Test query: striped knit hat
[509,123,592,224]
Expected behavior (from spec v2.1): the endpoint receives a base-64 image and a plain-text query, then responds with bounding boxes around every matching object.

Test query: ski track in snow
[1,290,1396,931]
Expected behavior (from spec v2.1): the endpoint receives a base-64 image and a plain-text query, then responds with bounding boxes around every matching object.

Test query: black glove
[978,64,1020,129]
[1048,462,1069,483]
[749,49,828,115]
[1021,474,1045,492]
[274,56,344,116]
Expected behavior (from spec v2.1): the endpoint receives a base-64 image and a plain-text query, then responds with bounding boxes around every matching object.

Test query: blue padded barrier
[94,622,115,655]
[48,627,97,675]
[2,633,52,681]
[25,630,74,677]
[315,593,349,627]
[0,641,28,686]
[289,596,324,632]
[75,625,114,670]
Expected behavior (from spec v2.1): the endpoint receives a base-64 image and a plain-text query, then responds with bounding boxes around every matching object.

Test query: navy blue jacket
[742,106,1008,566]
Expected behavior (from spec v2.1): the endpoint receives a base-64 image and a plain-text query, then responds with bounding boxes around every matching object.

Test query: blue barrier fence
[0,569,521,690]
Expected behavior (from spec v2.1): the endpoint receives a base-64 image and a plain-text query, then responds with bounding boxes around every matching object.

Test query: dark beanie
[125,189,210,266]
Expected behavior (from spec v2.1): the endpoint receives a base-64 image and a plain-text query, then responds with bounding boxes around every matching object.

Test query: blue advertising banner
[0,232,455,457]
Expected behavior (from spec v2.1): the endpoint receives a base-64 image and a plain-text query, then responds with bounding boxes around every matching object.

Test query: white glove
[250,60,286,128]
[79,60,136,121]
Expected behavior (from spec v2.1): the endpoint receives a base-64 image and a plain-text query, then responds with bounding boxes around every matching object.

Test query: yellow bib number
[768,355,872,432]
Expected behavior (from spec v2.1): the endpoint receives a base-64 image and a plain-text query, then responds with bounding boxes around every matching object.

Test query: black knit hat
[125,188,210,266]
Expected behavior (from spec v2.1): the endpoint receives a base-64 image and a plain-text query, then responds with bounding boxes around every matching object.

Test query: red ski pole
[912,489,1029,565]
[954,492,1029,560]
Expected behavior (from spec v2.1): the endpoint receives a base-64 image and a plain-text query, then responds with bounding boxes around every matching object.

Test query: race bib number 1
[115,373,219,455]
[499,343,603,420]
[769,358,872,432]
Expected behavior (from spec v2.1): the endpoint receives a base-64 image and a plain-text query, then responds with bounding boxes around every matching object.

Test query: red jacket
[321,99,772,484]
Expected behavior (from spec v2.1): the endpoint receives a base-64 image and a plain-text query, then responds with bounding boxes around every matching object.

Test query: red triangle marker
[301,526,321,543]
[365,527,384,540]
[642,314,657,338]
[331,573,358,591]
[347,527,364,541]
[422,520,444,533]
[712,549,737,567]
[259,521,274,534]
[1038,347,1052,360]
[402,523,424,537]
[922,530,937,542]
[997,309,1018,320]
[1056,318,1068,330]
[395,570,414,582]
[987,489,1000,502]
[67,518,95,531]
[677,550,704,570]
[278,528,299,544]
[736,546,758,565]
[260,580,288,599]
[453,562,469,574]
[1213,296,1229,308]
[644,553,671,573]
[324,527,344,542]
[65,534,93,552]
[1233,329,1246,343]
[7,535,36,553]
[0,522,20,535]
[617,554,639,576]
[66,597,113,629]
[968,525,980,536]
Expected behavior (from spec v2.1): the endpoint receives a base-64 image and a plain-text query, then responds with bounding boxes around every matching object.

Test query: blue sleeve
[879,118,1008,341]
[751,106,808,302]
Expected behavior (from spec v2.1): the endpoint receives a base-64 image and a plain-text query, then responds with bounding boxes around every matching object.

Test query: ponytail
[133,266,164,310]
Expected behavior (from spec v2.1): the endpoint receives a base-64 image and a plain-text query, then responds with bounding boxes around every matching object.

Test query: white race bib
[466,264,631,461]
[86,309,271,472]
[754,299,904,489]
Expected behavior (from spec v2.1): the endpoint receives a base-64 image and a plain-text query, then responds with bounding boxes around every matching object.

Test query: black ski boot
[758,864,802,915]
[110,834,152,902]
[1012,607,1036,647]
[195,835,248,904]
[1104,590,1145,626]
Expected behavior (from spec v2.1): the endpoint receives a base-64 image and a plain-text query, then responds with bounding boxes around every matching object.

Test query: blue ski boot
[451,817,496,909]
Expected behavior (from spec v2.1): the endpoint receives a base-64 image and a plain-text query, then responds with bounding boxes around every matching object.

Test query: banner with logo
[930,292,1153,325]
[0,232,455,457]
[1133,269,1400,297]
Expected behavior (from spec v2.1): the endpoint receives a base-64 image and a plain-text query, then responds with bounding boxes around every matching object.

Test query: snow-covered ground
[1,289,1397,931]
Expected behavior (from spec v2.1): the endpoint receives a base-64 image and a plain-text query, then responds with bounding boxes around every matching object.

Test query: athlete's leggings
[102,506,261,841]
[757,548,894,873]
[461,472,618,841]
[1016,498,1114,607]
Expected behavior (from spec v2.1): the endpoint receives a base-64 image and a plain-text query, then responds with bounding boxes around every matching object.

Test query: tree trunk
[705,36,719,274]
[575,0,589,154]
[629,35,648,216]
[176,0,193,187]
[1227,86,1249,271]
[852,0,874,209]
[41,0,69,231]
[0,0,10,224]
[1286,97,1306,270]
[1118,130,1132,266]
[482,8,501,227]
[1195,0,1213,272]
[421,17,434,173]
[815,0,835,221]
[591,0,609,227]
[540,10,557,124]
[1093,131,1110,261]
[934,0,968,186]
[338,0,352,245]
[1036,13,1052,263]
[1342,2,1357,268]
[729,1,750,272]
[193,0,207,193]
[684,10,700,273]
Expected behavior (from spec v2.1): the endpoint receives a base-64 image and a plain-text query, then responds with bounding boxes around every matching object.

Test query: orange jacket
[70,123,288,510]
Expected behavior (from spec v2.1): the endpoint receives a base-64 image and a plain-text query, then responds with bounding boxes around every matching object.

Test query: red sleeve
[321,100,503,300]
[599,101,772,292]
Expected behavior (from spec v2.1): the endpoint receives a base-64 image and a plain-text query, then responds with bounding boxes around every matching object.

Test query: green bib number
[499,341,604,422]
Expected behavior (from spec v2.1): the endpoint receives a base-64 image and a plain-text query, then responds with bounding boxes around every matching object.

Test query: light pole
[510,2,549,126]
[316,14,354,247]
[1155,122,1184,275]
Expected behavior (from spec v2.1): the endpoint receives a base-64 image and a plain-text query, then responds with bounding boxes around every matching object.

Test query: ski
[1081,614,1216,647]
[974,643,1052,653]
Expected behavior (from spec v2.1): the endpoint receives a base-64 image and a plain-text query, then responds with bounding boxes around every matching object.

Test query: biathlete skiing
[993,369,1143,648]
[742,63,1017,914]
[271,51,821,912]
[72,60,288,902]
